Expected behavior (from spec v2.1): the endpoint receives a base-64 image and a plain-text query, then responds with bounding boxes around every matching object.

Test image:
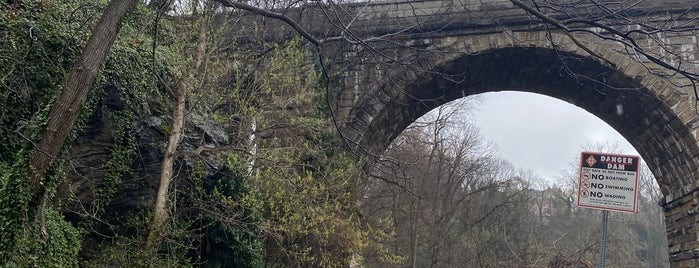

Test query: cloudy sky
[470,91,639,183]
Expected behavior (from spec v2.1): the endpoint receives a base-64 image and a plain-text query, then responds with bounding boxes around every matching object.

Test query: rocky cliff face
[61,83,241,259]
[61,85,126,222]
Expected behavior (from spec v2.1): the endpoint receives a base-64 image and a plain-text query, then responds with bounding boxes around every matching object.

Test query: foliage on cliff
[0,0,104,265]
[0,1,364,266]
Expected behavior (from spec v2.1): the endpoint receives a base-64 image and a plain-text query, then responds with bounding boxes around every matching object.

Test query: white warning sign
[577,152,639,213]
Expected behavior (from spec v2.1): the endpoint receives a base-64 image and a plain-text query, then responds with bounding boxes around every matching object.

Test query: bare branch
[215,0,323,46]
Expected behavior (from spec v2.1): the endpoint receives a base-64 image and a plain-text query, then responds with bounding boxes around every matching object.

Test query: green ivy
[12,208,82,267]
[195,156,264,268]
[0,0,98,163]
[0,0,161,265]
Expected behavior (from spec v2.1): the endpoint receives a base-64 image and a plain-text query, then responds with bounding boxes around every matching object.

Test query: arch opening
[361,91,670,268]
[470,91,639,180]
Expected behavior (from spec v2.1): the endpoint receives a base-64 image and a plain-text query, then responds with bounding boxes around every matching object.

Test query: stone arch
[341,32,699,266]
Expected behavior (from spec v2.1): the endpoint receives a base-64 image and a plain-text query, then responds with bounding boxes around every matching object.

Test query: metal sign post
[598,210,609,268]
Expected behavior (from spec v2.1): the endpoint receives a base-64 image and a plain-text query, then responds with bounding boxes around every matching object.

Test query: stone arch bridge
[282,0,699,266]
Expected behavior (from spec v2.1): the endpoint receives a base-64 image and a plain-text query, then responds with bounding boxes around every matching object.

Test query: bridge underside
[341,46,699,266]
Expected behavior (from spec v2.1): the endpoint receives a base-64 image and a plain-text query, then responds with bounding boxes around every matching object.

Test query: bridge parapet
[329,0,699,35]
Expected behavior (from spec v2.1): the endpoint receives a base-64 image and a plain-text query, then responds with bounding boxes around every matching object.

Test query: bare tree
[147,1,211,247]
[360,100,527,267]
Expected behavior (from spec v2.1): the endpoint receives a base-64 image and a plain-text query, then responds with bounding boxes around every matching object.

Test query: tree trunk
[409,198,420,268]
[148,10,208,247]
[28,0,137,194]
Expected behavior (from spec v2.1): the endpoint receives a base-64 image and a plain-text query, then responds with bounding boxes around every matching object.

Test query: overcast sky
[469,91,639,183]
